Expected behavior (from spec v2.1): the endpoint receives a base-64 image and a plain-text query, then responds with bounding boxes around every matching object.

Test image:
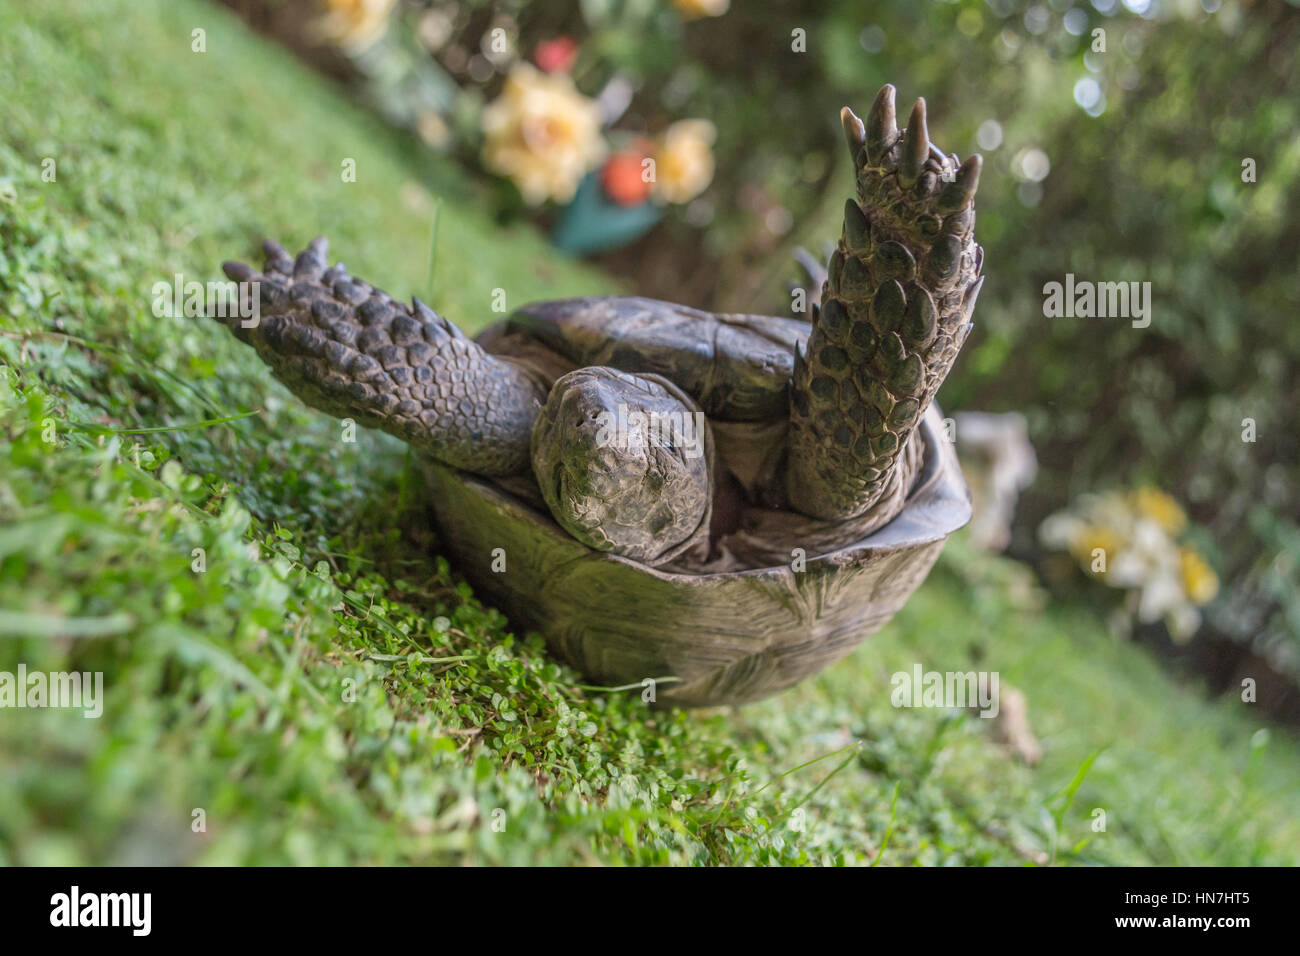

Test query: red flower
[601,151,653,206]
[534,37,578,74]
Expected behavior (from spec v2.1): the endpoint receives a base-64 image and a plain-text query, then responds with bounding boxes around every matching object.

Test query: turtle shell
[506,296,809,422]
[424,406,969,707]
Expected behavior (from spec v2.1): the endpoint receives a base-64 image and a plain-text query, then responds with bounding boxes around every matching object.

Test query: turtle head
[531,367,713,566]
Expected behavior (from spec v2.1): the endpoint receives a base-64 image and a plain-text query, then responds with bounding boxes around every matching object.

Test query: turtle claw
[261,238,293,274]
[936,154,983,214]
[840,106,866,155]
[215,258,270,343]
[792,245,827,283]
[787,246,828,318]
[899,99,929,187]
[220,259,257,284]
[865,84,898,164]
[293,236,329,280]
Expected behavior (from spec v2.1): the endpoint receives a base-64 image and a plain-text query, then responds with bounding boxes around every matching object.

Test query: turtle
[212,85,982,706]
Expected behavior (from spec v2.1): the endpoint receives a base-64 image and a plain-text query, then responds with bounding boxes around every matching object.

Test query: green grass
[2,0,1298,866]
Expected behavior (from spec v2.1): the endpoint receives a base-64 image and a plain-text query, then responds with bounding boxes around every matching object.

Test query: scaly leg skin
[786,85,984,521]
[217,238,546,476]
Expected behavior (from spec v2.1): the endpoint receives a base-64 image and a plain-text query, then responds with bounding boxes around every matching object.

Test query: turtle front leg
[786,86,984,521]
[216,238,546,476]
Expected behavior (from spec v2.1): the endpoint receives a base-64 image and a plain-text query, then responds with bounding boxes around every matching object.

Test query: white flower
[1136,571,1183,624]
[1166,604,1202,642]
[1038,485,1216,643]
[1038,512,1080,550]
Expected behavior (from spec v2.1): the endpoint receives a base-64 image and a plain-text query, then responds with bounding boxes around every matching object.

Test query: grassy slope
[1,0,1297,866]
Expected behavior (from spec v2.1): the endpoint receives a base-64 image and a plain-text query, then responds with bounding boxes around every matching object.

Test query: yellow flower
[481,64,606,205]
[1179,547,1219,605]
[674,0,730,20]
[1131,486,1187,535]
[313,0,397,54]
[652,119,716,205]
[1071,524,1124,577]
